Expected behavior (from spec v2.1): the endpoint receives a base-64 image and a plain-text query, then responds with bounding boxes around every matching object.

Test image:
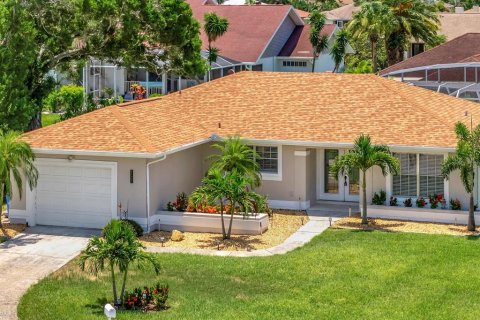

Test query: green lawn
[41,113,61,127]
[18,229,480,320]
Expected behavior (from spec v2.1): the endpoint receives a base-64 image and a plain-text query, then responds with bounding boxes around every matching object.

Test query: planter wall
[368,205,480,225]
[151,211,269,235]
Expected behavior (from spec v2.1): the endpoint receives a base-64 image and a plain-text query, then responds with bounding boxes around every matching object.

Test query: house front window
[393,153,444,197]
[282,61,307,68]
[251,145,282,181]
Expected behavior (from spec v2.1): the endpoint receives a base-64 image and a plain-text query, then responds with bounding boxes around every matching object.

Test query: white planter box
[368,205,480,225]
[151,211,269,235]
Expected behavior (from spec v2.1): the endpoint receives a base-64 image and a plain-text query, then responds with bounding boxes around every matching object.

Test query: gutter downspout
[146,153,167,232]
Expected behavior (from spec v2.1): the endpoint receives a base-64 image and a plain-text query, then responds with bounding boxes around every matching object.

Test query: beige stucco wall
[10,154,148,218]
[149,143,210,215]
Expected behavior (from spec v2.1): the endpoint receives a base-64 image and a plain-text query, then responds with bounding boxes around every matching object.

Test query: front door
[318,149,360,202]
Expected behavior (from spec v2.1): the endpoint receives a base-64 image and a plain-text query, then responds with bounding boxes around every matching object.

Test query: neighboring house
[84,0,344,100]
[324,4,359,28]
[380,33,480,102]
[408,11,480,58]
[11,72,479,230]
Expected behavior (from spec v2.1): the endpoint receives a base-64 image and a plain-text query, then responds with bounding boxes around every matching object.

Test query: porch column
[294,149,311,210]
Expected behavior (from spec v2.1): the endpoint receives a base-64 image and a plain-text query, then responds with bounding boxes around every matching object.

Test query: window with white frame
[254,146,279,174]
[392,153,444,197]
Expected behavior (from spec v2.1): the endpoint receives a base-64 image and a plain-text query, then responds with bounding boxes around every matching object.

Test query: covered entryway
[29,159,117,229]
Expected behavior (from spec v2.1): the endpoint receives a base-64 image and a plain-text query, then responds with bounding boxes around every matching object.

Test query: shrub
[404,198,413,207]
[122,219,143,237]
[173,192,188,211]
[389,196,398,206]
[416,196,426,208]
[166,201,174,211]
[372,190,386,205]
[149,93,163,98]
[450,198,461,210]
[45,85,87,120]
[122,283,169,311]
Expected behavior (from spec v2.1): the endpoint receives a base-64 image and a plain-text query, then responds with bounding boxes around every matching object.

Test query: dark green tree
[308,10,329,73]
[0,0,205,131]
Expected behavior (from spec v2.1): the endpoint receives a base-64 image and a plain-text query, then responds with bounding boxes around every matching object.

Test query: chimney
[455,6,464,13]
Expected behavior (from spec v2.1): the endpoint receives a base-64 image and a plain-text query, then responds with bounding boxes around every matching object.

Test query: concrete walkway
[0,226,97,320]
[146,216,339,257]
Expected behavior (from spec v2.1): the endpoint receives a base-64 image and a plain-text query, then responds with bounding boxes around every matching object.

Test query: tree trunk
[110,262,119,306]
[0,183,4,227]
[119,266,129,304]
[311,56,316,73]
[27,112,42,131]
[468,193,476,231]
[371,40,378,73]
[220,201,226,239]
[361,170,368,225]
[226,201,235,239]
[208,42,212,82]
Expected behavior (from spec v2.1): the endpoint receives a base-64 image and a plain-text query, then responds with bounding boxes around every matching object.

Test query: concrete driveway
[0,226,98,320]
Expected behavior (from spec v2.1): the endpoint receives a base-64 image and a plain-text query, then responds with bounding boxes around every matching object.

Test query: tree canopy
[0,0,206,131]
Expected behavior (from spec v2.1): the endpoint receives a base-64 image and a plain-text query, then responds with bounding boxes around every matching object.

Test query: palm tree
[308,10,329,73]
[208,136,261,188]
[441,122,480,232]
[331,134,399,225]
[203,12,229,81]
[383,0,439,66]
[347,1,395,73]
[330,29,349,73]
[80,220,160,305]
[0,131,38,223]
[191,168,229,238]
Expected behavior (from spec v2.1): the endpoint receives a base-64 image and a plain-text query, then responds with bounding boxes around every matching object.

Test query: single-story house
[11,72,480,230]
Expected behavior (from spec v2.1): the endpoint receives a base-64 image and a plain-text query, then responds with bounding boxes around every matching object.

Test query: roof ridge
[108,106,158,153]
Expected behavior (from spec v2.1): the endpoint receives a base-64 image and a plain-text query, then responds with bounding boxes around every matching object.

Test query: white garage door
[34,159,117,229]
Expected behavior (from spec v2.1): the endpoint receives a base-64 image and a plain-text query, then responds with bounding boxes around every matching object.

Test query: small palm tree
[208,136,261,188]
[203,12,229,81]
[331,134,399,225]
[0,131,38,223]
[330,29,349,73]
[347,1,395,73]
[308,10,329,73]
[441,122,480,232]
[80,220,160,305]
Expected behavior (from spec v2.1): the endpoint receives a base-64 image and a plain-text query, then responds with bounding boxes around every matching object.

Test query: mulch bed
[0,213,26,242]
[333,216,480,236]
[141,210,309,251]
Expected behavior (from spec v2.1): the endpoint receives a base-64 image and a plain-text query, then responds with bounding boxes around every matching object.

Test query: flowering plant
[172,192,188,211]
[389,196,398,206]
[122,283,169,311]
[404,198,413,207]
[429,194,446,209]
[416,196,427,208]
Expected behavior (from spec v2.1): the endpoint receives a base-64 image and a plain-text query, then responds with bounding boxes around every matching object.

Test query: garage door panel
[34,161,115,229]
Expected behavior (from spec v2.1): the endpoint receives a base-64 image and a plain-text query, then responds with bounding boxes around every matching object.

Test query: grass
[41,113,61,127]
[18,229,480,320]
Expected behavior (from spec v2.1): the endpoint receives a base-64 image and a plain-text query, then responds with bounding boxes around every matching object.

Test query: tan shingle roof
[24,72,480,154]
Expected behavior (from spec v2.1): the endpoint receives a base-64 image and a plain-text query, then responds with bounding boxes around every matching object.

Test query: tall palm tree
[441,122,480,232]
[384,0,439,66]
[331,134,399,225]
[203,12,229,81]
[308,10,329,73]
[0,131,38,223]
[347,1,395,73]
[208,136,262,188]
[80,220,160,305]
[330,29,349,73]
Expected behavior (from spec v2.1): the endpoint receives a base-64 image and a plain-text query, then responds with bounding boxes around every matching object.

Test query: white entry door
[32,159,117,229]
[317,149,360,202]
